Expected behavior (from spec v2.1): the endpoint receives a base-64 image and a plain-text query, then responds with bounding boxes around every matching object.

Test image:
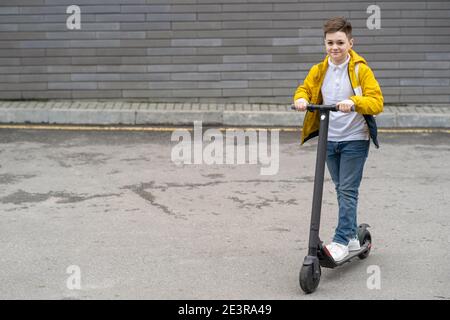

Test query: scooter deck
[318,242,371,268]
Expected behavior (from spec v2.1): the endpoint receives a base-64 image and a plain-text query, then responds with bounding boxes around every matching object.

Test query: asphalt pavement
[0,128,449,300]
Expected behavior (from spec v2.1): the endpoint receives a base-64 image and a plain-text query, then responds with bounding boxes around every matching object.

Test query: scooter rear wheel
[358,230,372,260]
[299,264,321,294]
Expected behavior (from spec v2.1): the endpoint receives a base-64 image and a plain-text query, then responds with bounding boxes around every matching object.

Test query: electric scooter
[291,104,372,294]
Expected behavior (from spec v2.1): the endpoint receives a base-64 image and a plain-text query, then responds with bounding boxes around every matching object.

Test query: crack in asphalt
[0,189,122,205]
[0,174,36,185]
[121,178,312,219]
[46,152,110,167]
[228,195,298,210]
[121,182,187,220]
[127,177,317,192]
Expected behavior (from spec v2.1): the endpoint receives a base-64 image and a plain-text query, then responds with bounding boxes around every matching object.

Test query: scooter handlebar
[306,104,338,112]
[290,104,355,112]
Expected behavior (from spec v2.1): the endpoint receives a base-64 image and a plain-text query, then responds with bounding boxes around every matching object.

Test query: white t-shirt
[321,54,369,142]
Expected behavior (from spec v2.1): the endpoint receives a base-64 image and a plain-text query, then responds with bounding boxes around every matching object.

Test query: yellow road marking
[0,124,449,134]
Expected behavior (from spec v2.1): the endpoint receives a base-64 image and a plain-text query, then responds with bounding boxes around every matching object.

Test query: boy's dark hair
[323,17,352,39]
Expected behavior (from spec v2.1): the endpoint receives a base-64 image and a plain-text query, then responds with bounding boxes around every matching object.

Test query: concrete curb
[0,101,449,128]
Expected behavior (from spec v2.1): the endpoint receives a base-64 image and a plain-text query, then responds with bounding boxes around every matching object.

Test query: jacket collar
[321,49,367,73]
[328,53,350,71]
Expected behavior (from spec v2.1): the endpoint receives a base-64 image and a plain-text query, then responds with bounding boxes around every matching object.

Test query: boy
[292,17,383,262]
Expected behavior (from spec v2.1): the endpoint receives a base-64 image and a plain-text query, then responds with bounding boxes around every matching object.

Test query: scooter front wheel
[299,264,321,294]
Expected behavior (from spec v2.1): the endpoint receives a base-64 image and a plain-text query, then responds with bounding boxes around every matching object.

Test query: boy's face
[324,31,353,64]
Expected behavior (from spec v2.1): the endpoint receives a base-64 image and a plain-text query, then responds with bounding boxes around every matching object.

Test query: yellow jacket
[293,49,384,147]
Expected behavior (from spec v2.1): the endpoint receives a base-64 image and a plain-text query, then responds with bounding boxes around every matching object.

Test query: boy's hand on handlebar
[337,99,355,113]
[293,98,308,111]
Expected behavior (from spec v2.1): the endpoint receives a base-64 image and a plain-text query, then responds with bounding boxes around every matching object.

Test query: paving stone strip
[0,100,449,128]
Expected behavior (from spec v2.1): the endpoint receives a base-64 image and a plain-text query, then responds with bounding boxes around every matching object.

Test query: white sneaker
[348,237,361,251]
[325,242,349,262]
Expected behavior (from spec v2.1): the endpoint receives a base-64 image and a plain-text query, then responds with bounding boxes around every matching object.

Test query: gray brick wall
[0,0,449,104]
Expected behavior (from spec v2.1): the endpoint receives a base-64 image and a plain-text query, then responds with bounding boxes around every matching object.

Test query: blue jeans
[326,140,370,246]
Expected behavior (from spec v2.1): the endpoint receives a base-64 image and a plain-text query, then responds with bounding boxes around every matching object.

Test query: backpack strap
[355,62,360,86]
[353,63,362,96]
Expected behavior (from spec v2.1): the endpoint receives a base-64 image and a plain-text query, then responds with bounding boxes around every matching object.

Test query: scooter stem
[308,109,330,256]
